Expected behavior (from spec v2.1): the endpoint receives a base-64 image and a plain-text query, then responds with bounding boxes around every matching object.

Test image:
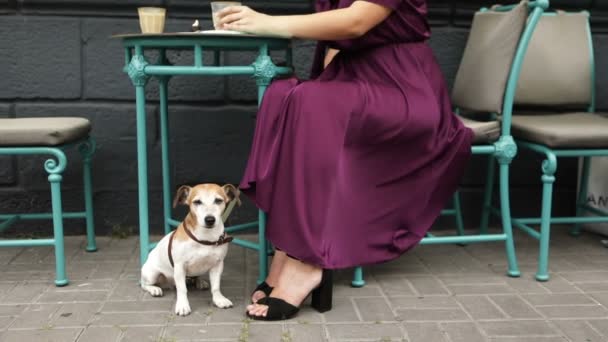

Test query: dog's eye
[193,200,202,205]
[214,198,224,205]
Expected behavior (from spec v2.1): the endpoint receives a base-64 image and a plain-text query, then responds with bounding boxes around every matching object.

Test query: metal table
[118,32,293,284]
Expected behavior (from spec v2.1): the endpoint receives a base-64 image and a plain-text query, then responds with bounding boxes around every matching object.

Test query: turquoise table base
[119,32,293,284]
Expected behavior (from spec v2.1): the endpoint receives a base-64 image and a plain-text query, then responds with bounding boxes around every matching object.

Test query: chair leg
[352,266,365,288]
[498,161,520,278]
[80,139,97,252]
[257,210,268,285]
[536,156,557,282]
[480,157,496,234]
[453,191,468,247]
[571,157,591,237]
[453,192,466,237]
[48,164,68,287]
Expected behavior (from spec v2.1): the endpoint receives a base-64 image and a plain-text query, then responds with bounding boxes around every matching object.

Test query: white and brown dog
[141,183,239,316]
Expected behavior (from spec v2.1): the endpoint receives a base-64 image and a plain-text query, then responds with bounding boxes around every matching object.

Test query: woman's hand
[217,6,290,37]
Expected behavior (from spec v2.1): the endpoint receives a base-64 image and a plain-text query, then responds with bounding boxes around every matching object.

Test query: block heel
[311,269,333,313]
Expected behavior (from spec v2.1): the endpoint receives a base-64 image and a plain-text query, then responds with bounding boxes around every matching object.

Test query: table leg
[256,81,269,283]
[128,50,151,265]
[159,77,173,235]
[136,85,150,265]
[257,210,268,284]
[256,78,270,284]
[252,44,280,284]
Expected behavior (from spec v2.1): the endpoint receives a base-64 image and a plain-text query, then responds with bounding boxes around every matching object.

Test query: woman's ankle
[265,251,288,286]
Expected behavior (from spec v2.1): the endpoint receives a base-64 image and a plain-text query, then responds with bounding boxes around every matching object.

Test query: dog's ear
[173,185,191,208]
[222,184,241,206]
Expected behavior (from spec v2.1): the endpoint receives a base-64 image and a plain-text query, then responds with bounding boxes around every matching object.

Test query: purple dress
[240,0,474,269]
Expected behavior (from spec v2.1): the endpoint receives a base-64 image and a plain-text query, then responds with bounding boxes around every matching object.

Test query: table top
[115,31,292,50]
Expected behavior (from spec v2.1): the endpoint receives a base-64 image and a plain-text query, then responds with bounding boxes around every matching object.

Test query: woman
[218,0,473,321]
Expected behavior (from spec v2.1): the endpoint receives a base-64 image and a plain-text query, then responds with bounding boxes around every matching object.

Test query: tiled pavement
[1,228,608,342]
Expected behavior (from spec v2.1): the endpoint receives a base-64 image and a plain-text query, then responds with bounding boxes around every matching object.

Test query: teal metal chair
[480,10,605,281]
[0,117,97,286]
[352,0,549,287]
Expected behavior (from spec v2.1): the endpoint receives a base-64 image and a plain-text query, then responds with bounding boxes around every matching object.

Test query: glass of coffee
[138,7,166,33]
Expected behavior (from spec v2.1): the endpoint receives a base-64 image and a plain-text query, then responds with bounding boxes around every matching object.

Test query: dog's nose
[204,216,216,227]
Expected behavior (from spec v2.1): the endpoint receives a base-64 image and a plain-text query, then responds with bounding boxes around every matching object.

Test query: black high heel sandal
[247,269,333,321]
[251,281,274,303]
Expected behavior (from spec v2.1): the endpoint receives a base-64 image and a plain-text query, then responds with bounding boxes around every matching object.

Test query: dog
[141,183,240,316]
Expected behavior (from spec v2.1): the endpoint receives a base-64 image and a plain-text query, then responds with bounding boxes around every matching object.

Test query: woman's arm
[217,1,393,40]
[324,48,340,68]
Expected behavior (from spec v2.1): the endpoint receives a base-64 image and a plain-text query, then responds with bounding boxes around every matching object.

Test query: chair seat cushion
[511,112,608,148]
[458,116,500,144]
[0,117,91,147]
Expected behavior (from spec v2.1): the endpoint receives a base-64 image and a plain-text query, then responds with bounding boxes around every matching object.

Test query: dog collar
[168,225,234,268]
[183,225,234,246]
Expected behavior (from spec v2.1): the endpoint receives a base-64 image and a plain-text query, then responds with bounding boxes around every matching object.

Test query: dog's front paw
[142,285,163,297]
[175,300,192,316]
[149,287,163,297]
[213,295,233,309]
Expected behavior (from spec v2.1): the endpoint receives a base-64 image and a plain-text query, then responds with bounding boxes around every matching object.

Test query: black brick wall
[1,0,607,235]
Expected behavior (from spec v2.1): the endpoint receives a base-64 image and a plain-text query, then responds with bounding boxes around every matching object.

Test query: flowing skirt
[240,42,474,268]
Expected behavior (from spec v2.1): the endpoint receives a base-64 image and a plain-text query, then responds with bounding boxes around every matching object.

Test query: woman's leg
[247,256,322,317]
[251,250,288,302]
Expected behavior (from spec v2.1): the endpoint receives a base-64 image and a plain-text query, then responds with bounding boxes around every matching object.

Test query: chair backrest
[451,1,529,114]
[514,11,594,110]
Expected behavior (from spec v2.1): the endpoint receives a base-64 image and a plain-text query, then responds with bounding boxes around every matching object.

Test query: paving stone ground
[1,227,608,341]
